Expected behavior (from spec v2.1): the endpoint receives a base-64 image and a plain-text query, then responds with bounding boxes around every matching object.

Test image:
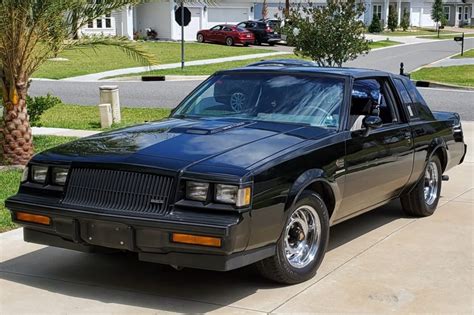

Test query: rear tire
[256,190,330,284]
[225,37,234,46]
[269,42,276,46]
[401,155,442,217]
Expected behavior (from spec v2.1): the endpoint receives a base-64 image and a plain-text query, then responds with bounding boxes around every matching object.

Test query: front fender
[286,168,342,219]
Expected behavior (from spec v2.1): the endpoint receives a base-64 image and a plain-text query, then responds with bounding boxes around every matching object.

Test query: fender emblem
[150,199,165,205]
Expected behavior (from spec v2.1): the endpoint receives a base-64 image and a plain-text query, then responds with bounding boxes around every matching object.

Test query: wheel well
[433,147,447,173]
[307,181,336,218]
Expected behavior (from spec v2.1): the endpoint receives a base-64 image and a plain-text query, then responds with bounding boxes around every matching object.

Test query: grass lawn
[452,48,474,58]
[369,39,401,49]
[418,33,474,40]
[0,136,77,232]
[33,42,273,79]
[379,28,455,36]
[411,65,474,87]
[40,104,171,130]
[110,41,400,78]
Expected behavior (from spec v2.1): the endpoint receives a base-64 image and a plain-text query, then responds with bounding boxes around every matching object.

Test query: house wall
[135,1,173,39]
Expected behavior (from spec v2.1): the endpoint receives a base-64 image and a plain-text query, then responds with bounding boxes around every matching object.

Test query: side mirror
[362,116,382,136]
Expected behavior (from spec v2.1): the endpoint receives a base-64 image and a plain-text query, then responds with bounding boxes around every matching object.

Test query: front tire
[256,191,330,284]
[225,37,234,46]
[197,34,204,43]
[401,155,442,217]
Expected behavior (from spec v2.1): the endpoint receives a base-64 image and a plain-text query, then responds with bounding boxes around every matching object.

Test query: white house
[81,0,473,41]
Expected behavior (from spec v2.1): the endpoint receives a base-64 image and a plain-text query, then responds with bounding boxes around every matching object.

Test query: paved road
[29,39,474,119]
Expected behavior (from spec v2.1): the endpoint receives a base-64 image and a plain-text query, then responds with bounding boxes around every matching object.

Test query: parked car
[237,20,281,45]
[260,18,287,43]
[197,24,255,46]
[7,60,467,284]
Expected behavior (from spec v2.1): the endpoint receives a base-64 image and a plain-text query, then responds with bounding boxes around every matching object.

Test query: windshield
[172,73,345,128]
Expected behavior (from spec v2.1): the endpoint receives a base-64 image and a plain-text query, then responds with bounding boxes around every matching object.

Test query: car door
[221,26,233,43]
[337,77,414,219]
[208,25,222,41]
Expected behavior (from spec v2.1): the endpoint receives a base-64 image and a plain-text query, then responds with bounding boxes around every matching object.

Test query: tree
[368,13,383,33]
[288,0,370,67]
[0,1,159,165]
[431,0,444,38]
[387,5,398,32]
[400,8,410,31]
[262,0,268,19]
[285,0,290,18]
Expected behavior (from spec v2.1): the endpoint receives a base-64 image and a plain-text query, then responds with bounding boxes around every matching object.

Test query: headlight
[21,167,29,183]
[52,167,69,186]
[31,166,48,184]
[215,184,251,207]
[186,181,209,201]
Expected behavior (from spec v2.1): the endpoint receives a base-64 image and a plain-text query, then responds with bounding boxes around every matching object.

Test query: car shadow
[0,201,406,313]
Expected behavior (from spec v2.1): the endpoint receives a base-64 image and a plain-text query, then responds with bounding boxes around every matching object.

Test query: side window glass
[404,80,434,121]
[393,78,417,119]
[223,27,232,32]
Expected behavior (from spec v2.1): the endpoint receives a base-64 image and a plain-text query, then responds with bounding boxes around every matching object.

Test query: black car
[7,60,467,284]
[237,20,281,45]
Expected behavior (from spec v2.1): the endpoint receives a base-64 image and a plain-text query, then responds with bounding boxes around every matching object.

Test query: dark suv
[237,20,281,45]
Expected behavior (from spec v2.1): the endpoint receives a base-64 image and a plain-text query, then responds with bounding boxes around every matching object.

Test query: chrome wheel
[230,92,246,112]
[284,205,322,269]
[424,161,439,206]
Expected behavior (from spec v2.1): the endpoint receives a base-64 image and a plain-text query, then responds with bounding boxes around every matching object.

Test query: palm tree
[0,0,157,165]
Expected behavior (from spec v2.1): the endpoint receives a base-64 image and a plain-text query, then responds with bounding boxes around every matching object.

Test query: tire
[225,37,234,46]
[256,190,330,284]
[197,34,204,43]
[229,90,247,112]
[244,43,250,47]
[400,155,442,217]
[269,42,276,46]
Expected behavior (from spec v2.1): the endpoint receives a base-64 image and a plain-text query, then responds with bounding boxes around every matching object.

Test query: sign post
[174,3,192,70]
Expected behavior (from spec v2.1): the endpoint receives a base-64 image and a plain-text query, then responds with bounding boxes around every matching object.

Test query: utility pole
[181,1,185,69]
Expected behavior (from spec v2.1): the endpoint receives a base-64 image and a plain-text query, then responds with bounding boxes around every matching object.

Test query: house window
[96,18,102,28]
[87,20,94,28]
[443,6,450,21]
[105,14,112,28]
[458,6,462,21]
[464,6,469,20]
[373,5,382,20]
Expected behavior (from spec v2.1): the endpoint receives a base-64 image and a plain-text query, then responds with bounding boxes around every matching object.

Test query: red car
[197,24,255,46]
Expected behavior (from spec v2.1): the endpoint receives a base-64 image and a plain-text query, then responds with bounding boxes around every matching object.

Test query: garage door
[208,8,249,25]
[421,5,435,27]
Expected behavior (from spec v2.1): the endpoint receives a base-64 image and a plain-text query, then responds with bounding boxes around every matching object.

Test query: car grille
[62,168,174,216]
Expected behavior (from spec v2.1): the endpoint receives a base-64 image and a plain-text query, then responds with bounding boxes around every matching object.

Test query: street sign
[175,7,191,27]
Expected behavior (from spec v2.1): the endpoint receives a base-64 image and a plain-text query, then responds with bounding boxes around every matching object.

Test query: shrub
[368,14,383,33]
[27,94,62,127]
[288,0,370,67]
[400,8,410,31]
[387,6,398,32]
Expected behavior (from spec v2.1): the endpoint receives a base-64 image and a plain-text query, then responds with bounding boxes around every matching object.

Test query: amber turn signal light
[172,233,221,247]
[16,212,51,225]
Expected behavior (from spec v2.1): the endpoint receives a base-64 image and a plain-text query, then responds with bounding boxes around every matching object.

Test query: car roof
[217,59,395,79]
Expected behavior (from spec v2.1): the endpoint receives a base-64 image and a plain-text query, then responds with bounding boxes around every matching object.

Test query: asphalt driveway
[1,123,473,314]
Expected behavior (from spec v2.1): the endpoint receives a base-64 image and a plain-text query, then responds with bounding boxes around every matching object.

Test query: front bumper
[6,194,275,271]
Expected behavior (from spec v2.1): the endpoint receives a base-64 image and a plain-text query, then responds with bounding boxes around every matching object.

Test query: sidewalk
[60,51,288,82]
[32,127,100,138]
[427,57,474,67]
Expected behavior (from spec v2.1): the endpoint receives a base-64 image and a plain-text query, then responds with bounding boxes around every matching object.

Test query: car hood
[34,118,332,173]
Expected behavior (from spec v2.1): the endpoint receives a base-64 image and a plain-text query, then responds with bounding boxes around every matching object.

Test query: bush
[368,14,383,33]
[288,0,370,67]
[400,8,410,31]
[27,94,62,127]
[387,6,398,32]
